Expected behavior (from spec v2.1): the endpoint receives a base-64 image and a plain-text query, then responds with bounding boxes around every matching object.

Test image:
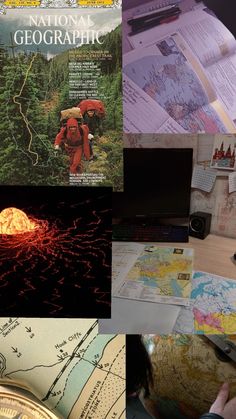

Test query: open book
[112,242,194,306]
[0,318,125,419]
[123,8,236,133]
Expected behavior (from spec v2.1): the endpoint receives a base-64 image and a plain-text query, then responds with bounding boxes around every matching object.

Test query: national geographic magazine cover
[0,0,122,189]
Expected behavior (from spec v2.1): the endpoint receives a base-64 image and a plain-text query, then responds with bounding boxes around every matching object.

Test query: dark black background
[0,187,112,318]
[204,0,236,38]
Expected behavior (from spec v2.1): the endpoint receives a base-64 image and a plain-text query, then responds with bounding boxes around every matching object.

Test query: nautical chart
[0,318,125,419]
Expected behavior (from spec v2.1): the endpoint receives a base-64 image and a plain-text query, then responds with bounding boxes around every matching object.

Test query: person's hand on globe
[210,383,236,419]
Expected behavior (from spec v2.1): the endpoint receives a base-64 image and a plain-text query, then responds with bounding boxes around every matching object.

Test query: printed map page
[123,34,228,134]
[173,271,236,334]
[0,318,125,419]
[116,246,194,306]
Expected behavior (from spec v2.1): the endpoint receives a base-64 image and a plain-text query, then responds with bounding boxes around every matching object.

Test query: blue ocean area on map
[174,271,236,334]
[170,280,183,297]
[191,279,213,299]
[191,276,236,300]
[140,276,183,296]
[55,335,114,417]
[140,277,159,288]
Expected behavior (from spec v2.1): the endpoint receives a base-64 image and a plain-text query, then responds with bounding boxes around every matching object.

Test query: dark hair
[126,335,154,398]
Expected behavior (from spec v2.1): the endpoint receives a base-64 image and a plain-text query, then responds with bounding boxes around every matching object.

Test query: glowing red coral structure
[0,207,37,235]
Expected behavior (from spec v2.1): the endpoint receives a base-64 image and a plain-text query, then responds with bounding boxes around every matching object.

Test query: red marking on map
[193,308,224,333]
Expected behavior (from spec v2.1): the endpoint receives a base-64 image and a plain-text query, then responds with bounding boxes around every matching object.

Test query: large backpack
[60,107,83,127]
[78,100,105,118]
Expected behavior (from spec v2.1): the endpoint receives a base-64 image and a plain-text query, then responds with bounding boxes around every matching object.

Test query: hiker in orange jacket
[54,118,90,174]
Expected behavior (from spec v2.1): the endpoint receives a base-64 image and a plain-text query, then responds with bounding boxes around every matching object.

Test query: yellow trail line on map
[13,53,39,166]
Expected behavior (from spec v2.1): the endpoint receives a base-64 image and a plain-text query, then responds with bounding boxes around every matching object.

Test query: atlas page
[129,7,236,125]
[124,8,236,134]
[113,243,194,306]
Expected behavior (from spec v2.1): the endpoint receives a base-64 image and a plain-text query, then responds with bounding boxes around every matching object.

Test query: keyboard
[112,224,189,242]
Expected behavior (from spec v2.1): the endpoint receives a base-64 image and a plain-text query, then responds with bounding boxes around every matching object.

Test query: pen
[129,3,179,23]
[129,11,181,36]
[130,8,180,28]
[128,7,180,27]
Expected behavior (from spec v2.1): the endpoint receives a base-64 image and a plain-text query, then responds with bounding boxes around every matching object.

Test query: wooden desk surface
[156,234,236,279]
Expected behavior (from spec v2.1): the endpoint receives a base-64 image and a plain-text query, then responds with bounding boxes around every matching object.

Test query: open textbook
[112,242,194,306]
[123,8,236,134]
[0,1,122,189]
[0,318,125,419]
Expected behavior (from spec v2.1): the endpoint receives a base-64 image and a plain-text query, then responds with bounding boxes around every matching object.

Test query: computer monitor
[113,148,193,220]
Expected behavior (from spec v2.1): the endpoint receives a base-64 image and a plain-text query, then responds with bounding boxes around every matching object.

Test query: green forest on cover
[0,25,122,189]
